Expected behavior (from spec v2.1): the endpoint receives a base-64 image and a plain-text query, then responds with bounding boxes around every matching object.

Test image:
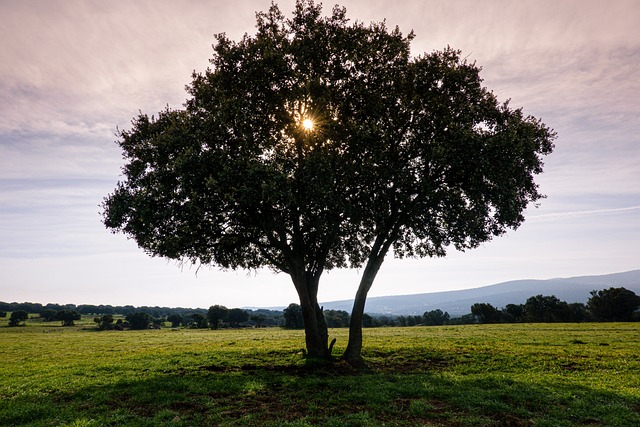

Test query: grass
[1,320,638,426]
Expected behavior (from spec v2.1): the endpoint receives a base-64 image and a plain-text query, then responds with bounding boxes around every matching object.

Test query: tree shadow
[3,360,639,426]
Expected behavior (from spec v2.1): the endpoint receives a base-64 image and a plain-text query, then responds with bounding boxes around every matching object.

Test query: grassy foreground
[1,321,638,426]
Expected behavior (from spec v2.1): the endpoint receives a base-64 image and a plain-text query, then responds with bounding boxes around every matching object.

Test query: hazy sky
[1,0,639,309]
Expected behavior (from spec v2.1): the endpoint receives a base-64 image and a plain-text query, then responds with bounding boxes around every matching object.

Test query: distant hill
[320,269,640,316]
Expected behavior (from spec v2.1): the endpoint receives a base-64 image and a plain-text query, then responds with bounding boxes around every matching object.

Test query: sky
[1,0,639,309]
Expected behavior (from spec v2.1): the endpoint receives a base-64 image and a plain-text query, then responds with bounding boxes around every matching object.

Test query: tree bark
[291,270,330,359]
[342,256,384,364]
[343,220,401,365]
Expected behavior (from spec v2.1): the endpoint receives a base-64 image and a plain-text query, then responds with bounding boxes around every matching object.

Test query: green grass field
[1,319,638,426]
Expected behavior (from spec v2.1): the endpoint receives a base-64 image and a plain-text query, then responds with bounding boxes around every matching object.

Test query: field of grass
[1,318,638,426]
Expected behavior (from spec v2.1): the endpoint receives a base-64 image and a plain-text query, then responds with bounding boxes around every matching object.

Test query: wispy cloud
[528,206,640,222]
[0,0,638,307]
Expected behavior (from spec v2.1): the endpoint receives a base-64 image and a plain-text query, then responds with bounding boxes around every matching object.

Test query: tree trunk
[291,270,330,359]
[343,253,386,365]
[343,228,397,365]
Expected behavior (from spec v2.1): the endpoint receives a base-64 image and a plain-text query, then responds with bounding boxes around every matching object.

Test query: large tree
[102,0,554,363]
[56,309,81,327]
[8,310,29,327]
[588,287,640,322]
[207,305,229,330]
[522,295,572,323]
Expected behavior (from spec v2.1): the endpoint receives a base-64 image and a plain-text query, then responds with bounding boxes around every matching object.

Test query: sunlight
[302,118,314,131]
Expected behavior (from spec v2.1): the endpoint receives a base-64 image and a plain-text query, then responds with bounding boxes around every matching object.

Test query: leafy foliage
[588,287,640,321]
[189,313,209,329]
[8,310,28,327]
[56,310,81,327]
[93,315,114,330]
[324,309,350,327]
[166,313,183,328]
[283,303,304,329]
[523,295,575,323]
[126,312,153,330]
[226,308,249,327]
[207,305,228,329]
[471,303,502,324]
[101,0,555,360]
[39,309,58,322]
[423,309,450,326]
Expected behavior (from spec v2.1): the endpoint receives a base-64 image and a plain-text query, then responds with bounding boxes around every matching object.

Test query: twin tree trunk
[291,235,392,365]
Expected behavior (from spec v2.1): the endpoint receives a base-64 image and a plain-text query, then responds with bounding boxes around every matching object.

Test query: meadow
[1,317,638,426]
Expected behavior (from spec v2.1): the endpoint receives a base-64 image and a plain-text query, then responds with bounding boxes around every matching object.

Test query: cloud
[0,132,121,180]
[527,206,640,222]
[0,177,115,257]
[0,0,275,137]
[0,0,638,307]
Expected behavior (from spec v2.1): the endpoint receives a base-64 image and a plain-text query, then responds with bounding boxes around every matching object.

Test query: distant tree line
[282,304,351,329]
[281,304,449,329]
[94,306,286,331]
[3,287,638,329]
[0,301,208,318]
[284,287,640,328]
[1,301,285,329]
[362,287,640,327]
[462,287,640,324]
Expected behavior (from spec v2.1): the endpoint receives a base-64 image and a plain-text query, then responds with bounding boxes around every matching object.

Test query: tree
[94,314,115,330]
[40,309,58,322]
[101,0,555,363]
[324,310,350,328]
[207,305,228,329]
[56,310,81,327]
[361,313,374,328]
[471,303,502,324]
[152,317,165,329]
[502,304,524,323]
[126,312,153,330]
[167,313,183,328]
[227,308,249,327]
[283,303,304,329]
[251,314,267,327]
[423,309,450,326]
[568,302,589,322]
[523,295,572,323]
[588,287,640,322]
[8,310,29,327]
[190,313,209,329]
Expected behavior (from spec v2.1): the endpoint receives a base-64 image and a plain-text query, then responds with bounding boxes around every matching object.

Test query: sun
[302,118,314,131]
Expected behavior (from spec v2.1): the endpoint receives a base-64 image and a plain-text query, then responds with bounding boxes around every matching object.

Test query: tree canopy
[207,305,229,330]
[588,287,640,322]
[8,310,29,327]
[283,303,305,329]
[56,309,81,327]
[102,0,555,362]
[126,312,153,330]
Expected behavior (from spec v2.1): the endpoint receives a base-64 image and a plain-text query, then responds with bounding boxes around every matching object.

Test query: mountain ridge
[318,269,640,316]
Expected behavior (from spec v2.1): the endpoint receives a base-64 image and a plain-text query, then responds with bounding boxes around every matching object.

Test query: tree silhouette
[588,287,640,321]
[423,309,450,326]
[471,303,502,324]
[283,303,304,329]
[207,305,228,330]
[126,312,153,330]
[227,308,249,327]
[56,310,81,327]
[8,310,28,327]
[102,0,554,363]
